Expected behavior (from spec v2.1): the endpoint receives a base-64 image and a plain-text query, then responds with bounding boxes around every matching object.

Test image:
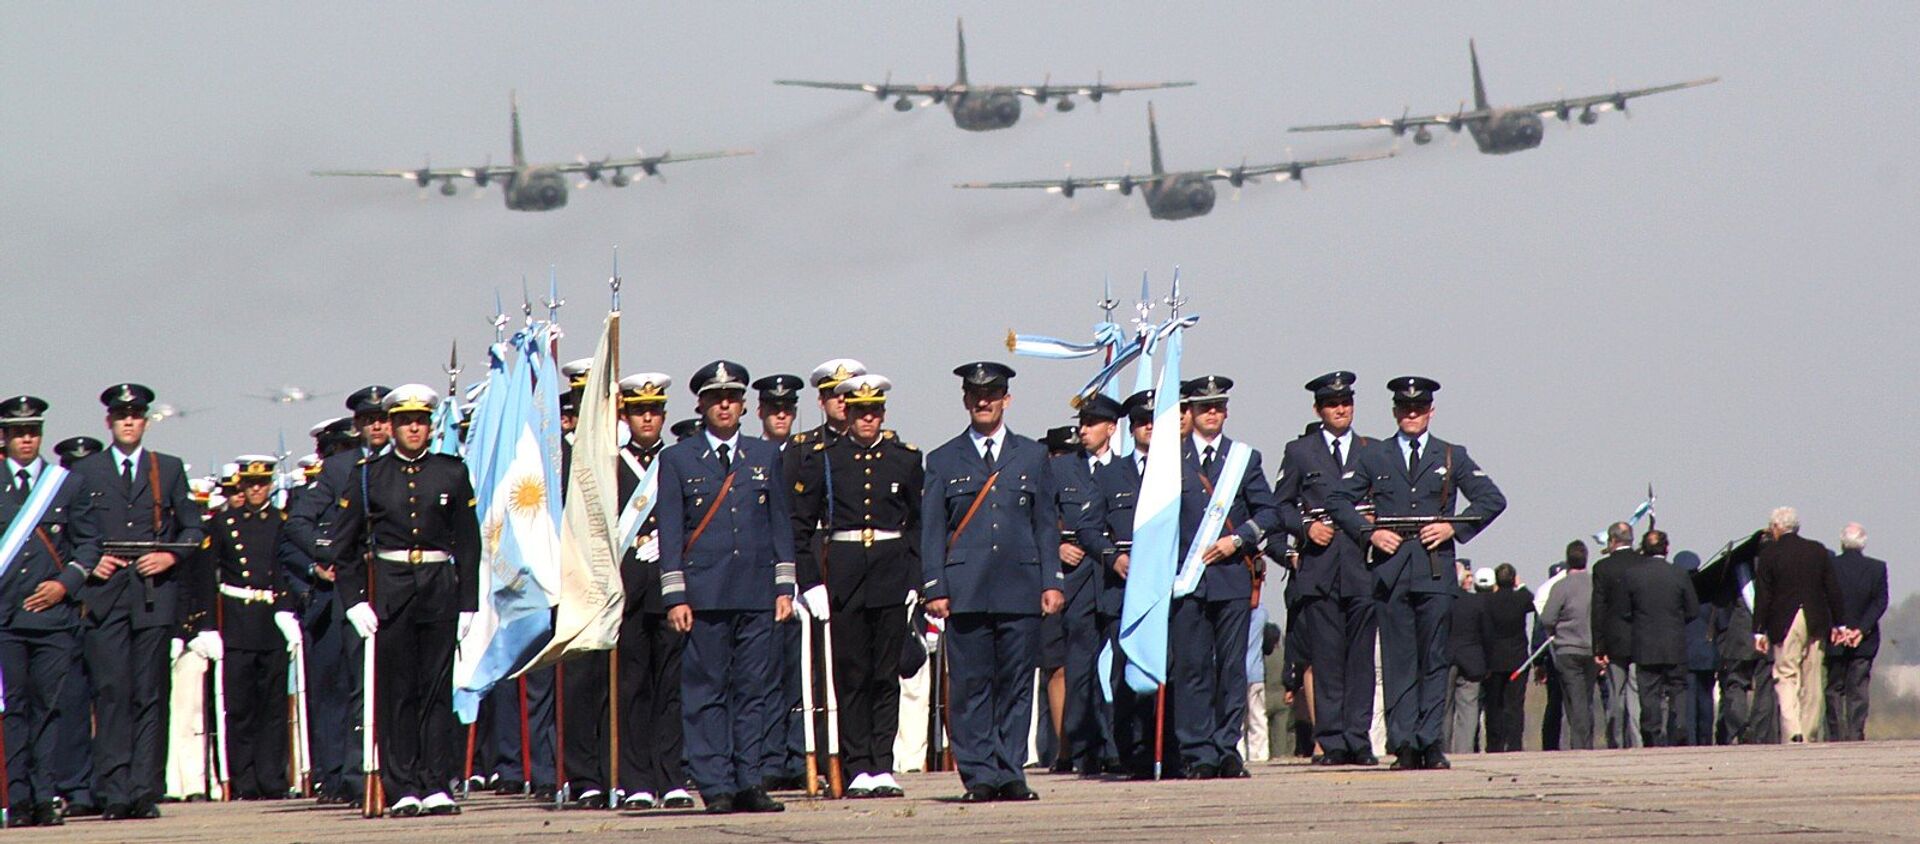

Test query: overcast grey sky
[6,3,1916,601]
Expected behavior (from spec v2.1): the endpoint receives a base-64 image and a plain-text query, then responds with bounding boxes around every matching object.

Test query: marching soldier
[331,385,481,817]
[202,456,303,799]
[670,419,705,442]
[50,435,103,815]
[790,374,924,798]
[750,372,804,790]
[1273,372,1380,766]
[53,437,104,468]
[1327,377,1506,771]
[753,374,802,447]
[557,357,617,810]
[281,418,357,804]
[1170,376,1279,780]
[612,373,694,810]
[919,362,1066,802]
[1055,395,1123,776]
[0,397,99,827]
[71,383,205,821]
[657,361,798,814]
[1093,390,1158,778]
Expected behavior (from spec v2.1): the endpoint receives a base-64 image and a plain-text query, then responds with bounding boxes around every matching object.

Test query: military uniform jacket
[790,431,924,610]
[1092,455,1145,619]
[1273,431,1374,602]
[205,504,297,650]
[71,448,205,629]
[1328,434,1505,596]
[1051,452,1115,616]
[1179,435,1280,603]
[656,433,797,612]
[285,448,378,580]
[617,440,666,615]
[918,429,1064,615]
[329,451,481,623]
[0,459,97,632]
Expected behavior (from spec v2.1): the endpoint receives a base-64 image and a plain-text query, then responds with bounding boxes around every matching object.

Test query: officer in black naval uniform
[202,456,303,799]
[1327,377,1505,771]
[49,435,104,815]
[1092,390,1160,778]
[0,397,99,826]
[920,362,1067,803]
[1055,394,1123,776]
[657,360,798,814]
[1171,375,1279,780]
[790,374,923,798]
[330,384,481,817]
[611,373,695,810]
[749,372,806,791]
[71,383,205,821]
[284,388,391,806]
[1273,372,1380,766]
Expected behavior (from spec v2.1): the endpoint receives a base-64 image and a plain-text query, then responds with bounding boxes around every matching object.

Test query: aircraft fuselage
[1143,176,1215,221]
[949,91,1022,131]
[505,166,568,211]
[1467,108,1545,155]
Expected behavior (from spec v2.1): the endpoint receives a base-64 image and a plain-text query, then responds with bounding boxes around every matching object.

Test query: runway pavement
[36,739,1920,843]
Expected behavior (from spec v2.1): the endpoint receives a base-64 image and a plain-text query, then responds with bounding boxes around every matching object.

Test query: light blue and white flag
[1103,323,1187,697]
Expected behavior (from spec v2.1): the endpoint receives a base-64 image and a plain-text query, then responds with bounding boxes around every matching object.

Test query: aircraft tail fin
[1469,39,1489,111]
[1147,102,1164,175]
[955,18,969,85]
[510,90,526,168]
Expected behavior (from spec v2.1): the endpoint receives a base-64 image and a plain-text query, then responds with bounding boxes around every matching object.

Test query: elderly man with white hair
[1823,523,1887,741]
[1751,507,1845,743]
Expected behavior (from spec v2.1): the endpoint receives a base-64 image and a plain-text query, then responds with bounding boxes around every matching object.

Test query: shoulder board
[881,430,896,440]
[791,431,811,444]
[278,510,288,521]
[200,537,211,549]
[900,441,919,452]
[812,442,826,452]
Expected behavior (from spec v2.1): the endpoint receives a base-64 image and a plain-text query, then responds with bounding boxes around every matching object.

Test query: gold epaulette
[791,431,812,444]
[812,441,826,452]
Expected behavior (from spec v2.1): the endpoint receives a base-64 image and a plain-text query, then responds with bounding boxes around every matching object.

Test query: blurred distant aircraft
[1290,39,1718,154]
[254,386,329,404]
[313,92,753,211]
[778,18,1193,132]
[145,403,207,423]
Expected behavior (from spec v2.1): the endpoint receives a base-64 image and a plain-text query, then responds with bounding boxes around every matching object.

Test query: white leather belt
[218,583,276,604]
[829,528,902,546]
[376,549,451,564]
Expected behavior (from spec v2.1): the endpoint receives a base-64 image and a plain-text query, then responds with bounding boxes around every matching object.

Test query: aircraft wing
[1009,80,1196,100]
[1209,150,1396,182]
[556,149,755,175]
[775,79,955,96]
[310,164,512,181]
[953,172,1149,193]
[1515,76,1720,118]
[1289,108,1492,133]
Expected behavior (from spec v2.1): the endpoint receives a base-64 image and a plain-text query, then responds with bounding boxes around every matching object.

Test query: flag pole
[605,248,623,805]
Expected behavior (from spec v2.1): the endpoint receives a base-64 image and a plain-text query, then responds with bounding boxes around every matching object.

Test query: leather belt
[376,549,451,564]
[829,528,902,547]
[218,583,276,604]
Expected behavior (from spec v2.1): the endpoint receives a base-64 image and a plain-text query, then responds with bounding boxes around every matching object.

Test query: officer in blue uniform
[1327,377,1505,771]
[919,361,1066,803]
[750,371,806,792]
[1273,372,1380,766]
[1170,375,1279,779]
[71,383,205,821]
[284,388,391,807]
[0,397,99,827]
[49,435,103,816]
[277,417,357,805]
[1053,395,1122,776]
[1092,389,1157,778]
[656,360,797,815]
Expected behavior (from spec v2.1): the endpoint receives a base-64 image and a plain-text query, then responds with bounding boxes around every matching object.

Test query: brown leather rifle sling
[946,472,1000,549]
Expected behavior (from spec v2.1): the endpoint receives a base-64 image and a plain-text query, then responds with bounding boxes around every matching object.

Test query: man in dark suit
[1446,567,1491,754]
[656,361,798,814]
[919,361,1066,802]
[1590,522,1649,749]
[1093,390,1155,777]
[1329,377,1505,771]
[1673,550,1718,745]
[1823,522,1887,742]
[1621,531,1699,747]
[71,384,205,821]
[1478,565,1533,753]
[1752,507,1843,743]
[0,396,100,826]
[1272,371,1378,766]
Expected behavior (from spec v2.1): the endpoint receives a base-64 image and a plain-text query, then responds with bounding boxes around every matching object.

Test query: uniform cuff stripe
[774,562,797,585]
[661,571,686,594]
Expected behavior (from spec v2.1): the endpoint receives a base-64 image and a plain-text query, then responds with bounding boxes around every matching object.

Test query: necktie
[121,458,134,492]
[1406,438,1421,478]
[716,443,732,475]
[14,469,28,496]
[1331,438,1343,467]
[1137,457,1147,478]
[1203,445,1217,476]
[982,438,996,469]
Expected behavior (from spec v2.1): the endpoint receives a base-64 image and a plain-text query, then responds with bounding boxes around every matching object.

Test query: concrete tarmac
[35,740,1920,843]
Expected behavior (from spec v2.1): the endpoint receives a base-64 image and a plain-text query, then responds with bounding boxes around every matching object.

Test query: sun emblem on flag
[509,474,546,514]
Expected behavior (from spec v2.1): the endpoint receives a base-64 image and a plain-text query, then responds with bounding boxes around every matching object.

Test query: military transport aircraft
[1289,40,1718,154]
[312,93,753,211]
[776,19,1193,132]
[954,104,1392,221]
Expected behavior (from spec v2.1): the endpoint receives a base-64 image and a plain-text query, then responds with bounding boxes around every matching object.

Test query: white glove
[905,589,919,608]
[457,611,476,641]
[636,532,660,563]
[187,630,225,662]
[169,637,186,662]
[346,601,379,638]
[801,585,831,621]
[273,611,302,649]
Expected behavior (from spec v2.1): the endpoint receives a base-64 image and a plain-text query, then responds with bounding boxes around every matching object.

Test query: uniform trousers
[1060,597,1115,769]
[1298,595,1378,756]
[833,604,906,776]
[762,615,804,782]
[682,610,775,797]
[1824,655,1873,742]
[0,628,78,806]
[944,612,1037,790]
[559,653,611,794]
[302,587,357,798]
[374,614,456,800]
[224,646,289,798]
[618,611,686,796]
[84,615,172,807]
[486,666,555,787]
[54,649,94,805]
[1169,597,1250,770]
[1377,586,1453,754]
[1771,610,1825,741]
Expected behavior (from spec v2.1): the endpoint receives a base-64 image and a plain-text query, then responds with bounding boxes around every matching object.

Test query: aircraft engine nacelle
[610,172,632,187]
[439,180,458,197]
[1055,97,1075,112]
[1413,126,1433,145]
[1059,182,1076,199]
[641,161,660,177]
[894,96,914,112]
[1579,108,1599,125]
[1116,177,1134,196]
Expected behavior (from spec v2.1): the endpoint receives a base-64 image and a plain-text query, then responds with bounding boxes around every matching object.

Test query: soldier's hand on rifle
[800,585,831,621]
[668,604,693,633]
[1059,542,1086,567]
[1417,521,1455,549]
[1113,553,1130,579]
[924,597,950,620]
[93,554,128,579]
[313,564,336,583]
[134,550,178,577]
[774,594,794,623]
[1201,536,1238,564]
[23,579,67,612]
[1370,529,1402,554]
[1306,521,1336,546]
[1040,588,1064,616]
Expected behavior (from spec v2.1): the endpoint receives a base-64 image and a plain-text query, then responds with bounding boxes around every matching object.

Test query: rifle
[1368,515,1484,536]
[1302,503,1374,524]
[102,540,199,612]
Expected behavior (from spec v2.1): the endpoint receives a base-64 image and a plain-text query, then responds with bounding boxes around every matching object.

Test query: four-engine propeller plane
[1289,39,1718,154]
[776,19,1194,132]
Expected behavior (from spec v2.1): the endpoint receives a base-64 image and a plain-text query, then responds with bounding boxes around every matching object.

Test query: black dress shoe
[1421,748,1451,770]
[1389,749,1420,770]
[65,801,100,817]
[532,784,558,802]
[1096,757,1122,776]
[129,800,162,819]
[662,791,697,809]
[735,788,784,813]
[703,792,735,814]
[1184,763,1218,780]
[1351,751,1380,767]
[573,791,608,810]
[34,802,64,827]
[1218,755,1250,779]
[959,784,997,803]
[1048,758,1075,775]
[995,781,1039,801]
[1311,750,1348,766]
[493,778,525,795]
